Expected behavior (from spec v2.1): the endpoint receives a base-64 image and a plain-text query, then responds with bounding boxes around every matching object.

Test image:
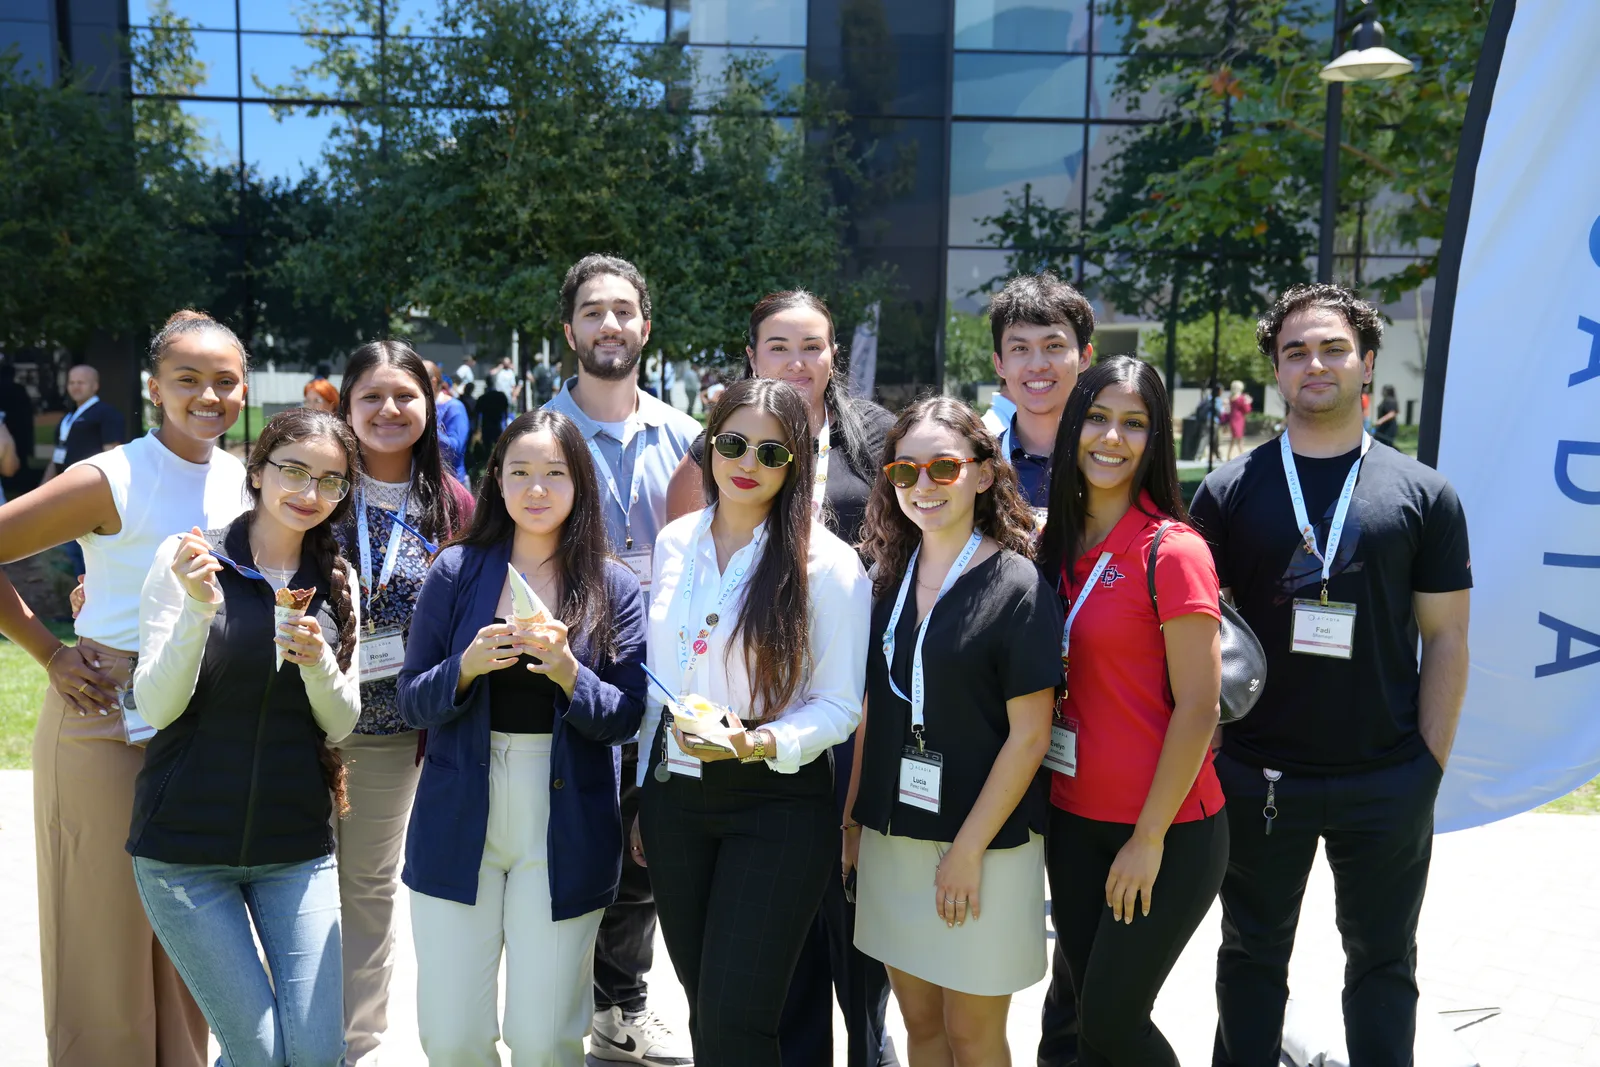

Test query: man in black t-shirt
[43,365,125,483]
[1189,285,1471,1067]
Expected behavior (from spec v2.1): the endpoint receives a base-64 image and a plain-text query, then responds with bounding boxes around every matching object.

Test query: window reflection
[674,0,806,47]
[948,120,1085,247]
[0,21,55,81]
[243,32,372,101]
[133,0,236,30]
[685,46,804,107]
[947,248,1014,308]
[133,27,240,96]
[243,103,343,183]
[1090,56,1173,120]
[953,53,1087,119]
[179,99,241,168]
[954,0,1089,53]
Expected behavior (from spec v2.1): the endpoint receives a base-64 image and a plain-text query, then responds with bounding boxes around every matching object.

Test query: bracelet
[841,821,860,831]
[44,643,68,673]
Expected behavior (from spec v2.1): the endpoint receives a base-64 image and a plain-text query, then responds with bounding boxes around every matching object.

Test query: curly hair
[1257,283,1384,367]
[860,395,1038,600]
[245,409,363,819]
[560,254,652,323]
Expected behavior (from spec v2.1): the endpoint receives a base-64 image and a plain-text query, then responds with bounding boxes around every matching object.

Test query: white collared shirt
[639,507,871,783]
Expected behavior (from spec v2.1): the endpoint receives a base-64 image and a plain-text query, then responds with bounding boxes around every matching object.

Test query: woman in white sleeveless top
[0,310,251,1067]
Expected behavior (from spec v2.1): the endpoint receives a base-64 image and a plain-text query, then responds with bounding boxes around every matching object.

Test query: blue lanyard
[881,529,983,748]
[588,426,649,549]
[355,481,409,620]
[1280,431,1371,604]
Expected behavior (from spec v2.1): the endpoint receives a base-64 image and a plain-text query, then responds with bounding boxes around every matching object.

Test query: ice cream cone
[507,563,553,629]
[275,586,315,670]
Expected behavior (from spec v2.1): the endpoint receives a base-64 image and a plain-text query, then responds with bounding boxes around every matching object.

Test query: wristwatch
[740,729,768,764]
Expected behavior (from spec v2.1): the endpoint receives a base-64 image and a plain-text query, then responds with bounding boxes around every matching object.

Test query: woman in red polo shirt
[1036,355,1227,1066]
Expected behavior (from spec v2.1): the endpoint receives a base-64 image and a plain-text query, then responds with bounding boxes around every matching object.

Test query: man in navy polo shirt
[43,365,124,483]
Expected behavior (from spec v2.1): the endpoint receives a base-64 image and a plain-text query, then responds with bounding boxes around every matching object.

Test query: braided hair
[245,409,363,818]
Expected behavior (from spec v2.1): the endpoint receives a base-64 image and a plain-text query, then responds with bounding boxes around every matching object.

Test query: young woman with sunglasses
[0,309,250,1067]
[847,396,1062,1066]
[637,377,870,1067]
[1034,357,1225,1066]
[397,410,646,1064]
[128,408,363,1067]
[663,290,897,1067]
[334,339,474,1062]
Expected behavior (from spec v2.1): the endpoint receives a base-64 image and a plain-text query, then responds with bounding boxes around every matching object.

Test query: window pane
[954,0,1089,52]
[243,102,343,182]
[567,0,668,42]
[133,0,235,30]
[949,120,1085,247]
[675,0,806,46]
[953,53,1086,119]
[133,27,240,96]
[0,20,55,81]
[1090,56,1172,119]
[244,32,371,101]
[686,45,803,107]
[1083,122,1136,229]
[388,0,442,35]
[180,99,241,169]
[239,1,304,32]
[947,248,1013,309]
[809,43,946,117]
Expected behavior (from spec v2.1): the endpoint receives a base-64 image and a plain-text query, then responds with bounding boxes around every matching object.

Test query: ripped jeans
[133,854,345,1067]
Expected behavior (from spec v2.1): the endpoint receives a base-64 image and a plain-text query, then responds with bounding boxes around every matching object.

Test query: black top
[1189,437,1472,774]
[689,397,894,549]
[488,618,558,733]
[856,549,1064,848]
[128,516,343,867]
[1375,397,1400,445]
[61,398,126,467]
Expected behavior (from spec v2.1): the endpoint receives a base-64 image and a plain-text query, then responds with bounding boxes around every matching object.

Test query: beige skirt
[854,827,1046,996]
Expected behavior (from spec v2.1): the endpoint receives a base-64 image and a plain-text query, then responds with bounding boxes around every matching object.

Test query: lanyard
[674,507,764,696]
[882,528,984,749]
[813,416,831,508]
[356,481,410,622]
[1061,551,1114,664]
[58,395,98,442]
[588,424,649,549]
[1281,431,1371,605]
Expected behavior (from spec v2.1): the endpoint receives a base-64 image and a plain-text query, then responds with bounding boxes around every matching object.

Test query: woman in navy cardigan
[397,410,646,1065]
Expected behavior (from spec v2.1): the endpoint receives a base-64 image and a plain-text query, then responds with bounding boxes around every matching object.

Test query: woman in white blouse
[634,377,870,1067]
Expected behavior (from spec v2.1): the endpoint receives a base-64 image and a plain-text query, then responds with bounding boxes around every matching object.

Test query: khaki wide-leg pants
[33,638,209,1067]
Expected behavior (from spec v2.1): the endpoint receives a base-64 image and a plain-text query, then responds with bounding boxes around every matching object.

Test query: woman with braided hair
[127,408,364,1066]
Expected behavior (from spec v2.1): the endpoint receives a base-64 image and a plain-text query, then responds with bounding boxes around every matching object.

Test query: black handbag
[1148,521,1266,723]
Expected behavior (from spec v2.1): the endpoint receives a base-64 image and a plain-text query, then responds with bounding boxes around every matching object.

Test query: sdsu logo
[1100,565,1127,588]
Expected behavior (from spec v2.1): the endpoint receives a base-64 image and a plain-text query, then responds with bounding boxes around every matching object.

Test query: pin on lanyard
[882,529,983,752]
[588,426,648,549]
[813,417,831,508]
[1060,551,1114,671]
[356,482,410,626]
[1281,431,1371,605]
[675,508,763,694]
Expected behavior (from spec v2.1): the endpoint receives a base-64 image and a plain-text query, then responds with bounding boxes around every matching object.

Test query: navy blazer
[396,541,646,920]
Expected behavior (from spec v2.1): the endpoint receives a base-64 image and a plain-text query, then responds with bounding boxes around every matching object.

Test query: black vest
[127,516,342,867]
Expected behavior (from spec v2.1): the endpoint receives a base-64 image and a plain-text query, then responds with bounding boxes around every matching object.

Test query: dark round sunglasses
[712,432,794,469]
[881,457,978,489]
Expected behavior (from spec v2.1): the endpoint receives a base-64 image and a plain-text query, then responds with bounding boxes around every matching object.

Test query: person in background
[543,253,700,1066]
[662,290,896,1067]
[130,409,362,1067]
[980,382,1014,442]
[334,339,473,1063]
[477,375,511,445]
[534,360,556,407]
[1037,357,1227,1065]
[43,364,126,484]
[399,410,647,1064]
[0,361,35,501]
[0,309,250,1067]
[1226,381,1253,461]
[637,377,870,1067]
[700,369,725,411]
[427,361,472,486]
[454,358,477,390]
[847,396,1060,1067]
[681,361,701,417]
[0,415,20,506]
[1191,284,1471,1067]
[304,377,341,415]
[1374,384,1399,449]
[491,355,518,401]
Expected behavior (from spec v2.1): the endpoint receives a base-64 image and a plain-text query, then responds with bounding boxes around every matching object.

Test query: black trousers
[1048,807,1228,1067]
[640,748,838,1067]
[1211,749,1442,1067]
[594,742,655,1015]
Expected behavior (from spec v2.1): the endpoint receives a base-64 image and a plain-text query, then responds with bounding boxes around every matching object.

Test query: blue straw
[388,512,440,555]
[640,663,679,707]
[212,551,267,582]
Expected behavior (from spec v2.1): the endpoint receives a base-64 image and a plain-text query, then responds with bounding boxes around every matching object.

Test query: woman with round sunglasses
[636,378,870,1067]
[1034,357,1225,1066]
[846,395,1062,1066]
[128,409,363,1067]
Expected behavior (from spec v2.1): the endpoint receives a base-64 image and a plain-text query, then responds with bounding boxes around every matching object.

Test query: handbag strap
[1147,520,1174,626]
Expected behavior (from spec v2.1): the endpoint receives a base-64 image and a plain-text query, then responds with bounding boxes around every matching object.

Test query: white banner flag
[1424,0,1600,831]
[849,302,880,399]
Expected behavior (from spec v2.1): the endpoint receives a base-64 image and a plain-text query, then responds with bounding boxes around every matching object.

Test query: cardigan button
[552,778,565,789]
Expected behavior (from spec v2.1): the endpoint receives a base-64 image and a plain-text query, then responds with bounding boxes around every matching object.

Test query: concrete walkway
[0,769,1590,1065]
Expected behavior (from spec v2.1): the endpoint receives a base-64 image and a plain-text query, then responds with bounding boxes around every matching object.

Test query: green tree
[943,308,994,397]
[1138,311,1264,385]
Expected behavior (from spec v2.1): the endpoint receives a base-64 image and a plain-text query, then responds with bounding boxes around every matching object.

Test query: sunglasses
[882,457,978,489]
[712,432,794,469]
[265,460,351,502]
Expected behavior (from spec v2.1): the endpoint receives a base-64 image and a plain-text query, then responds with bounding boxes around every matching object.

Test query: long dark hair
[701,377,815,721]
[1038,356,1188,584]
[450,410,619,663]
[860,395,1038,600]
[744,290,879,478]
[245,409,363,818]
[338,340,462,544]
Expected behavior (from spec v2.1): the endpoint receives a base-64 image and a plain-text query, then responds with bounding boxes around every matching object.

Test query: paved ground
[0,768,1591,1066]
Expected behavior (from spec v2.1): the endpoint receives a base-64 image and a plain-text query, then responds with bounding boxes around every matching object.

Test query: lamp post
[1316,0,1413,283]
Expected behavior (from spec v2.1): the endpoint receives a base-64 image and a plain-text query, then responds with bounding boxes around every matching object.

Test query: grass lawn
[0,623,74,770]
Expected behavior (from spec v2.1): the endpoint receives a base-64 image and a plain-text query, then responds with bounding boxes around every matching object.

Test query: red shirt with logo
[1050,494,1226,825]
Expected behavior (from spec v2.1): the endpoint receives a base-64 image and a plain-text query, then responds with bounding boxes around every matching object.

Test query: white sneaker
[588,1006,694,1065]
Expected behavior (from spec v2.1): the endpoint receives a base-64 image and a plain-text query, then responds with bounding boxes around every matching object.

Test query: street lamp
[1315,0,1412,283]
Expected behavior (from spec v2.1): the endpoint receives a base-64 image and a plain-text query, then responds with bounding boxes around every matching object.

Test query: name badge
[620,546,654,606]
[1291,599,1357,659]
[1042,720,1078,777]
[120,686,156,745]
[898,746,943,813]
[665,728,703,778]
[359,626,406,683]
[51,446,67,466]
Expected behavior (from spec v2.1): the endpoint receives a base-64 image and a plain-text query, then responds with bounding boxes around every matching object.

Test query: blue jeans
[133,854,345,1067]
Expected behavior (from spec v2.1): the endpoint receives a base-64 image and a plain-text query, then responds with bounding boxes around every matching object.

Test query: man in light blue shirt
[542,253,698,1067]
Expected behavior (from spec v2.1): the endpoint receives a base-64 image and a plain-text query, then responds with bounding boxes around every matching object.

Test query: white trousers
[411,732,605,1067]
